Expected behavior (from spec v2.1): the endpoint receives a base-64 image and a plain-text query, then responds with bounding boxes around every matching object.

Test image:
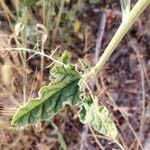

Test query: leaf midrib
[13,76,81,124]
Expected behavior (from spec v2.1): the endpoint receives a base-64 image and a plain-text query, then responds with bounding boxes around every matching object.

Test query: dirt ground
[0,0,150,150]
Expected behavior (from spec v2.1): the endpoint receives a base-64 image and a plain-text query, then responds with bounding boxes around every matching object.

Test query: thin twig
[108,90,143,149]
[129,40,146,148]
[80,125,89,150]
[0,48,66,66]
[94,10,107,64]
[89,126,105,150]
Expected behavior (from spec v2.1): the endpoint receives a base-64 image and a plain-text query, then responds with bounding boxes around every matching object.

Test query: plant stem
[52,0,65,46]
[84,0,150,82]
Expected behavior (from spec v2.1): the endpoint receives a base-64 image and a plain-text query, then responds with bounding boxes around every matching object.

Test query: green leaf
[12,51,82,127]
[79,97,117,138]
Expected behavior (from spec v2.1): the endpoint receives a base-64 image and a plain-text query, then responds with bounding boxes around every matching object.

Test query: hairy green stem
[85,0,150,82]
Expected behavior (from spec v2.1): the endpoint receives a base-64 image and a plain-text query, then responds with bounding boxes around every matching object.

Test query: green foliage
[24,25,39,37]
[14,0,86,44]
[45,0,57,31]
[65,0,85,22]
[89,0,101,4]
[79,96,117,138]
[25,0,39,7]
[11,51,117,138]
[18,6,28,25]
[58,0,85,41]
[12,51,82,127]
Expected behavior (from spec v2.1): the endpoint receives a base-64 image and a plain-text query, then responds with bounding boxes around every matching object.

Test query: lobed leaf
[12,51,82,127]
[79,97,117,138]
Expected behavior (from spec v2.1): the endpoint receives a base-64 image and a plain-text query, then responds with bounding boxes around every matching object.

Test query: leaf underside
[12,52,82,127]
[79,97,117,138]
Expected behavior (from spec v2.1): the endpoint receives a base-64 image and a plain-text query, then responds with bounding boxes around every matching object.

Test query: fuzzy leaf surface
[12,52,82,127]
[79,97,117,138]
